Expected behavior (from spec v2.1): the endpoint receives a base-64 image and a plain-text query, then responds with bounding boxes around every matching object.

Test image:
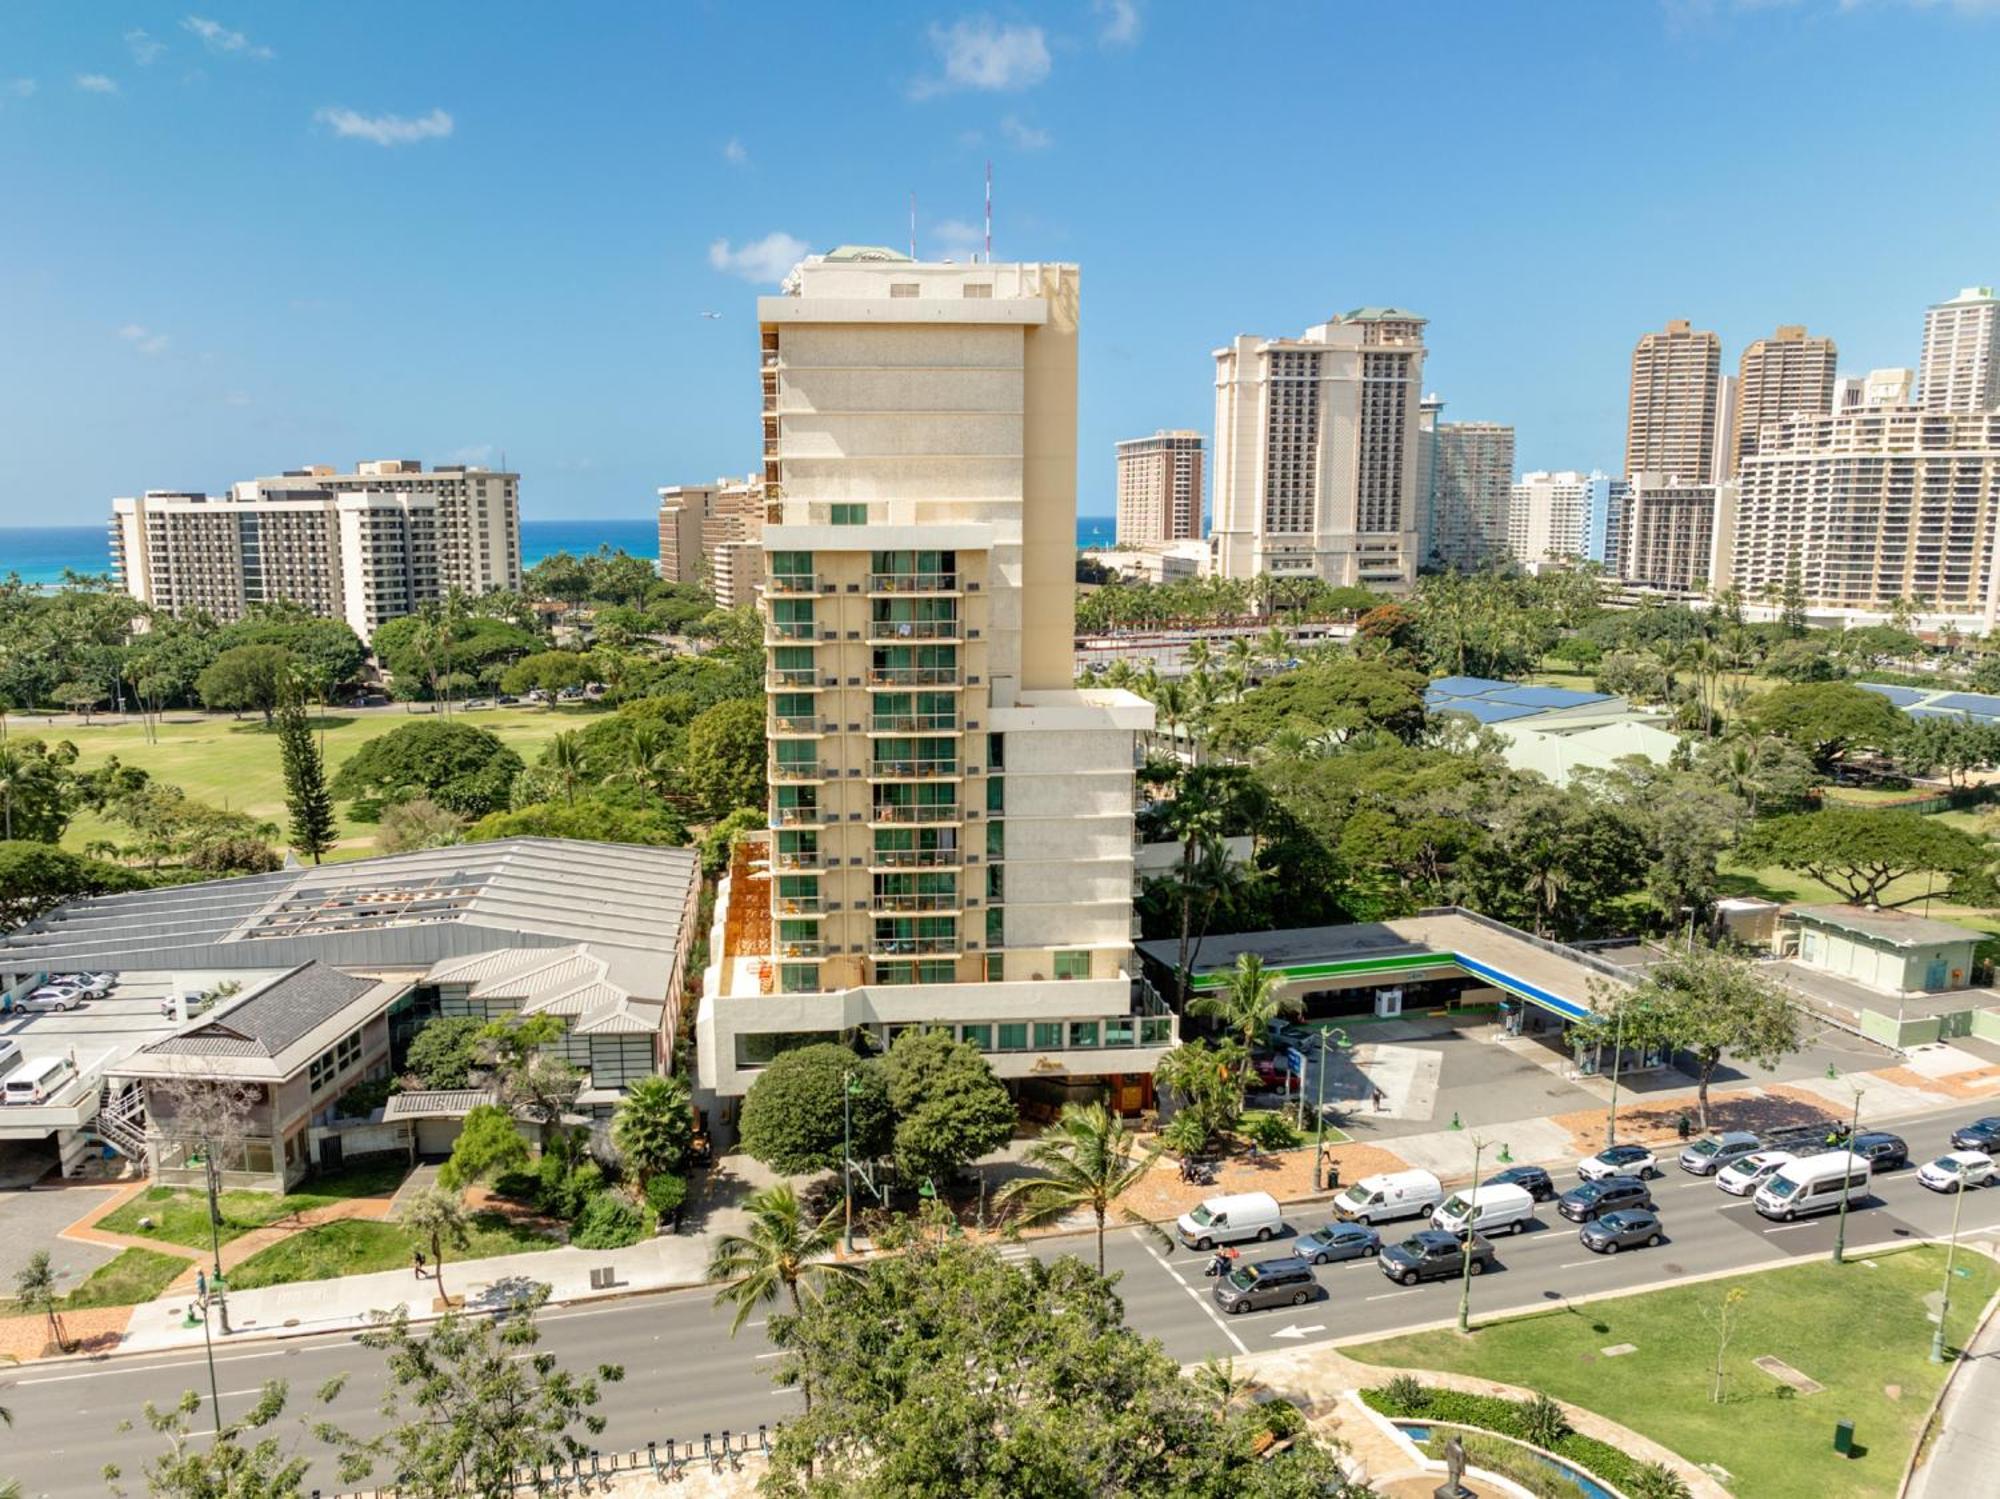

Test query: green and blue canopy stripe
[1182,948,1595,1021]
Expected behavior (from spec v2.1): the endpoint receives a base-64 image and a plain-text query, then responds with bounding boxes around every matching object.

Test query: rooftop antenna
[984,160,992,262]
[909,191,916,261]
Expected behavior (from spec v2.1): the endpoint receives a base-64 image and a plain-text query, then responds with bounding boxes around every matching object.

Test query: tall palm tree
[994,1102,1159,1274]
[544,731,586,805]
[1190,953,1301,1106]
[706,1183,857,1336]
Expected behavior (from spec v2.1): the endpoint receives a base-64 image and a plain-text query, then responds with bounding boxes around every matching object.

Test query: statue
[1433,1431,1474,1498]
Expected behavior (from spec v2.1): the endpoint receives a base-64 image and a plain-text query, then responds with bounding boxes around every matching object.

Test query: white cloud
[1095,0,1141,45]
[314,106,454,146]
[447,443,496,465]
[930,218,985,256]
[125,29,167,65]
[117,323,169,355]
[1000,113,1051,149]
[722,137,749,165]
[182,16,274,60]
[4,78,35,99]
[708,232,811,284]
[75,74,119,95]
[913,17,1051,97]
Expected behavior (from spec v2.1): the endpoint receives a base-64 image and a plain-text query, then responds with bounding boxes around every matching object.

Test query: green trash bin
[1834,1420,1855,1456]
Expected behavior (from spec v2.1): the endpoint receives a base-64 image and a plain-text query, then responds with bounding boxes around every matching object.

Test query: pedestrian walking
[1372,1087,1385,1112]
[413,1247,427,1280]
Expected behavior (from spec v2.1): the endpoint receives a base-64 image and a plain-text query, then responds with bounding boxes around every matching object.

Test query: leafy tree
[0,737,83,842]
[465,797,686,846]
[370,613,543,702]
[1696,733,1817,817]
[1749,681,1905,774]
[993,1102,1159,1274]
[438,1106,530,1194]
[405,1015,489,1089]
[609,1073,694,1190]
[322,1285,623,1498]
[13,1249,67,1354]
[698,804,766,875]
[1737,807,1997,908]
[0,840,145,925]
[739,1043,893,1175]
[398,1185,472,1304]
[274,689,336,864]
[196,644,292,724]
[332,720,525,816]
[706,1182,859,1351]
[1153,1037,1245,1155]
[477,1015,580,1142]
[1760,637,1838,684]
[216,614,366,700]
[679,696,766,816]
[1190,953,1300,1106]
[53,680,103,721]
[1623,944,1802,1129]
[881,1027,1017,1186]
[1898,714,2000,789]
[375,796,468,853]
[1457,780,1649,940]
[1204,653,1428,752]
[104,1380,334,1499]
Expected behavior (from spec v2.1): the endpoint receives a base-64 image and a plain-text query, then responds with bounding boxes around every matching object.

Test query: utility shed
[1787,904,1979,996]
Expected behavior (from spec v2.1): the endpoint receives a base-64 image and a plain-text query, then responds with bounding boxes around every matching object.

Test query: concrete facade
[1429,420,1514,571]
[1115,429,1204,546]
[1728,325,1837,477]
[657,475,765,606]
[1621,473,1734,592]
[1625,319,1722,484]
[1919,286,2000,415]
[1787,905,1980,997]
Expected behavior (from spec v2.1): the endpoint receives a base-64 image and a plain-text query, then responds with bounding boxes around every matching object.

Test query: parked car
[1212,1254,1319,1314]
[56,972,115,997]
[1176,1191,1285,1251]
[1715,1149,1795,1197]
[24,984,85,1012]
[1430,1182,1536,1238]
[1678,1131,1762,1176]
[1850,1131,1910,1172]
[1333,1169,1444,1226]
[3,1055,78,1104]
[1918,1150,1996,1193]
[1577,1143,1659,1181]
[462,698,492,711]
[1557,1175,1654,1222]
[1949,1117,2000,1152]
[1379,1230,1496,1286]
[1579,1208,1665,1255]
[1482,1164,1556,1202]
[1294,1221,1381,1265]
[496,693,521,705]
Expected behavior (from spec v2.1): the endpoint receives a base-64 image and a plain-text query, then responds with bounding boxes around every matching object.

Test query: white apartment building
[1919,287,2000,415]
[1211,308,1427,590]
[658,475,765,607]
[1621,474,1735,593]
[1114,430,1204,546]
[1626,319,1721,483]
[1429,420,1515,570]
[695,247,1172,1112]
[1733,405,2000,626]
[111,461,519,637]
[1509,470,1626,571]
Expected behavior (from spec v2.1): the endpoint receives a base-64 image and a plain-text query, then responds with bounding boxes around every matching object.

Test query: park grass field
[24,703,601,861]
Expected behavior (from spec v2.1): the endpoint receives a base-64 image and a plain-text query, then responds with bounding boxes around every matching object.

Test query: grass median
[96,1159,410,1249]
[1346,1243,1999,1499]
[225,1213,562,1289]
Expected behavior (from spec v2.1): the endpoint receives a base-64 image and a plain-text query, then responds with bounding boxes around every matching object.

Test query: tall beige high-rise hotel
[695,248,1173,1108]
[1210,309,1428,589]
[1625,319,1721,482]
[1727,325,1837,476]
[1114,430,1204,546]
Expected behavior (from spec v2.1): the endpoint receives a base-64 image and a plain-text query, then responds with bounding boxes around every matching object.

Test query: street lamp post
[842,1070,856,1255]
[1312,1029,1332,1192]
[1830,1074,1863,1267]
[1931,1167,1971,1363]
[1457,1136,1486,1334]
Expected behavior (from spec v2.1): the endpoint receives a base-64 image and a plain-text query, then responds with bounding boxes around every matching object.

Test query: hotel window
[1033,1021,1063,1050]
[996,1021,1027,1050]
[985,776,1004,813]
[960,1023,993,1050]
[890,283,919,298]
[1054,950,1091,981]
[987,732,1004,769]
[1069,1021,1100,1049]
[986,820,1004,859]
[767,550,813,586]
[985,908,1003,946]
[831,504,869,526]
[986,952,1006,982]
[778,963,820,995]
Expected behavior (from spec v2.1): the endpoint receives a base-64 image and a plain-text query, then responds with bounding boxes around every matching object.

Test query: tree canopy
[1203,654,1427,752]
[196,644,293,724]
[0,840,146,926]
[881,1027,1017,1186]
[331,720,525,815]
[738,1043,893,1175]
[1749,681,1906,773]
[1737,807,1997,908]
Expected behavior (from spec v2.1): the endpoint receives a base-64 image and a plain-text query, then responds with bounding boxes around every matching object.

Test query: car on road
[1678,1131,1762,1176]
[462,698,492,711]
[1950,1117,2000,1152]
[1850,1131,1910,1172]
[1378,1230,1496,1286]
[1557,1175,1654,1222]
[1294,1221,1381,1265]
[1483,1165,1557,1202]
[1577,1143,1659,1181]
[1918,1150,1996,1193]
[1212,1254,1319,1314]
[24,984,85,1012]
[1176,1191,1285,1251]
[1715,1149,1795,1197]
[1578,1208,1665,1255]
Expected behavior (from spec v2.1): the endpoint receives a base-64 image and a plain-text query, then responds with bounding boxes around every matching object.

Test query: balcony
[775,895,823,914]
[766,574,824,595]
[869,758,959,780]
[769,760,824,782]
[766,620,817,641]
[868,666,961,687]
[872,936,959,957]
[767,668,819,688]
[770,714,821,734]
[871,893,960,913]
[869,847,961,869]
[869,714,960,733]
[778,938,825,959]
[867,618,961,643]
[773,849,823,870]
[870,804,960,825]
[868,572,960,594]
[772,805,823,827]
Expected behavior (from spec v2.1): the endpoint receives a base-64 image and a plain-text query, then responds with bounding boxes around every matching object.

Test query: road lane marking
[17,1349,290,1385]
[1761,1221,1824,1234]
[1129,1231,1247,1355]
[1365,1289,1419,1301]
[1558,1258,1613,1269]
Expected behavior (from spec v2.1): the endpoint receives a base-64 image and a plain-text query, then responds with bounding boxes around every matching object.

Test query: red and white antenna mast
[984,160,992,261]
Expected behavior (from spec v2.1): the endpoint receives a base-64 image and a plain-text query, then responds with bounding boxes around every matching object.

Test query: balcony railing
[869,847,960,868]
[770,715,821,734]
[770,761,823,781]
[766,574,823,595]
[868,572,959,594]
[867,619,961,642]
[767,668,818,688]
[779,939,825,959]
[870,804,960,824]
[871,893,959,913]
[872,936,960,956]
[773,850,823,870]
[868,667,961,687]
[772,806,823,827]
[870,714,959,733]
[767,621,817,641]
[870,759,958,779]
[776,896,823,914]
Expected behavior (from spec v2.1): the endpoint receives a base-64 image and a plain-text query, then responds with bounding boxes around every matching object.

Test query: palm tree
[544,731,586,805]
[707,1183,857,1342]
[1190,953,1301,1107]
[1190,1356,1256,1415]
[993,1102,1160,1274]
[609,722,672,800]
[610,1073,692,1191]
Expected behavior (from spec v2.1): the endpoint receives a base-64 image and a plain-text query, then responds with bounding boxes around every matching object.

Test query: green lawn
[225,1211,563,1289]
[1346,1245,1999,1499]
[45,704,599,862]
[61,1247,190,1309]
[96,1159,412,1249]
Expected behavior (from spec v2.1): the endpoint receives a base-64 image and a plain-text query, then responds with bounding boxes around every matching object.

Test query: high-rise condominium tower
[1509,471,1626,570]
[1625,319,1721,482]
[658,475,766,607]
[694,248,1171,1105]
[1114,430,1204,546]
[1919,287,2000,414]
[1429,421,1515,570]
[1727,325,1837,476]
[1211,308,1427,589]
[1621,474,1734,593]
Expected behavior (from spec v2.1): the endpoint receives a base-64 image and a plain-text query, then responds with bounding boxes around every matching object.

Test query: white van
[2,1055,77,1107]
[1333,1169,1444,1226]
[1754,1150,1871,1221]
[1430,1182,1536,1237]
[1176,1191,1285,1251]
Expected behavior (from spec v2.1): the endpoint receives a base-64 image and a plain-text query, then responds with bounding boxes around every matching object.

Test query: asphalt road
[8,1097,2000,1496]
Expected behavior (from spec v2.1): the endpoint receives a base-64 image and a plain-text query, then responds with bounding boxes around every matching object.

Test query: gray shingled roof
[143,962,377,1058]
[382,1089,497,1121]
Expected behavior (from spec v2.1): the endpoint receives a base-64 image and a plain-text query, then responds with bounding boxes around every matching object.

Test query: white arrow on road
[1270,1323,1327,1341]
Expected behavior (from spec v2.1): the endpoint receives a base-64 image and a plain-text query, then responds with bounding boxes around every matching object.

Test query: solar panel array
[1424,676,1613,725]
[1858,680,2000,723]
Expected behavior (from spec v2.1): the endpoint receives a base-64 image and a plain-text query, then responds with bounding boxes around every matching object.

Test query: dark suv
[1379,1230,1496,1286]
[1557,1175,1653,1222]
[1951,1117,2000,1152]
[1851,1132,1909,1172]
[1483,1165,1556,1202]
[1213,1255,1318,1314]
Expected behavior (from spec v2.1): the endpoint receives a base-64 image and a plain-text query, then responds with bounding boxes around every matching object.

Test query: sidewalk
[1906,1288,2000,1499]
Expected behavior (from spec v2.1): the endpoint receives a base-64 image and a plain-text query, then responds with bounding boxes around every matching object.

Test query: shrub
[492,1168,541,1204]
[1422,1431,1578,1499]
[403,1015,487,1090]
[1625,1463,1693,1499]
[1256,1398,1306,1439]
[546,1160,605,1222]
[571,1191,652,1249]
[1243,1111,1301,1151]
[1520,1391,1571,1449]
[644,1172,688,1220]
[1380,1373,1428,1413]
[335,1077,396,1119]
[1160,1110,1212,1158]
[1359,1386,1654,1495]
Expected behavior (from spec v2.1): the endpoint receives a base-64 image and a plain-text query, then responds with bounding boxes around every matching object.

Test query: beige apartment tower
[1727,325,1837,476]
[1114,430,1204,546]
[1919,287,2000,415]
[1211,308,1428,589]
[695,248,1170,1105]
[1625,319,1722,482]
[1620,474,1734,593]
[1429,420,1515,570]
[657,475,765,606]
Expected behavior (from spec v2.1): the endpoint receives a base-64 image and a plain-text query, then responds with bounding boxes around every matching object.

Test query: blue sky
[3,2,1998,529]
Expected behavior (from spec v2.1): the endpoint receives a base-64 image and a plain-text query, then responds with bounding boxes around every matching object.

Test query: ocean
[0,515,1124,587]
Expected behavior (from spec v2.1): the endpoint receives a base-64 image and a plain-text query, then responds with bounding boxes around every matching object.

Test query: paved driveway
[0,1186,123,1292]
